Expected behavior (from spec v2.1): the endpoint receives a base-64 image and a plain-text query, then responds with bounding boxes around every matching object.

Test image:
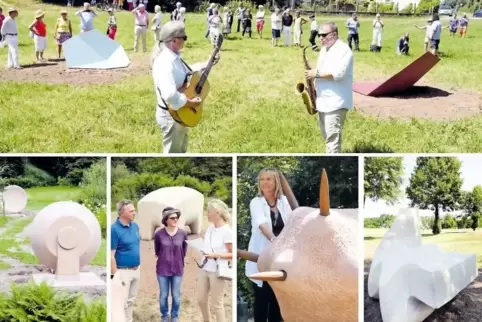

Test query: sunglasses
[177,35,188,41]
[318,31,334,38]
[168,216,178,220]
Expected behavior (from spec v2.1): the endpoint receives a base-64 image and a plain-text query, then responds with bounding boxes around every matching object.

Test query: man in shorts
[271,7,281,47]
[429,14,442,56]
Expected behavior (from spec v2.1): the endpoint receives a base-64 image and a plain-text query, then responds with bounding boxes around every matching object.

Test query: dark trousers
[242,24,252,38]
[309,30,318,49]
[237,18,241,32]
[253,282,283,322]
[347,33,359,51]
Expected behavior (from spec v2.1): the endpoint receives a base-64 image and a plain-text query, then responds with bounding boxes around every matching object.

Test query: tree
[461,185,482,231]
[364,157,403,206]
[406,157,463,235]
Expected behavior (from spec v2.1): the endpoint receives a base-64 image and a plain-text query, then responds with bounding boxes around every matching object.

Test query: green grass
[365,228,482,266]
[25,186,83,210]
[0,216,11,228]
[0,7,481,152]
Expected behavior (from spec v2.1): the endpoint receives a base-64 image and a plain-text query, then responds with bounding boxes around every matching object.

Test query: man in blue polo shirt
[111,199,141,322]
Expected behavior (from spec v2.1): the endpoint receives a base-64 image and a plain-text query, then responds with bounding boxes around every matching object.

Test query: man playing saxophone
[305,22,353,154]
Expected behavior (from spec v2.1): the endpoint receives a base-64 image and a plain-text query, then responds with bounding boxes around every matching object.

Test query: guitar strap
[156,57,193,114]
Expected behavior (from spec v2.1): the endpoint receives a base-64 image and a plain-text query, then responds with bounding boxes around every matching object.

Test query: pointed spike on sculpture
[238,249,259,263]
[353,52,440,97]
[249,270,287,281]
[319,169,330,216]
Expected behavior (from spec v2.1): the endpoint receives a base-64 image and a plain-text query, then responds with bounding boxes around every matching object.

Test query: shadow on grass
[21,62,58,69]
[364,236,380,240]
[380,86,452,99]
[48,58,66,62]
[347,141,394,153]
[422,231,472,237]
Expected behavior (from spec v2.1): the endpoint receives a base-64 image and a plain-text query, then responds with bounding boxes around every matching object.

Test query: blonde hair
[207,199,231,222]
[155,5,161,13]
[257,168,283,200]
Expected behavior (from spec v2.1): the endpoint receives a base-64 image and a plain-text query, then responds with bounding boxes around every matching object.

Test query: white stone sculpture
[368,208,478,322]
[3,185,28,214]
[137,186,204,240]
[29,201,105,287]
[238,170,359,322]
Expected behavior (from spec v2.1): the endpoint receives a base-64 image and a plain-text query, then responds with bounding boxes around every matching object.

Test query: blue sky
[364,156,482,218]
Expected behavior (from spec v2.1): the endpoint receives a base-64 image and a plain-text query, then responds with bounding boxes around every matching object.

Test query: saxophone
[296,46,317,115]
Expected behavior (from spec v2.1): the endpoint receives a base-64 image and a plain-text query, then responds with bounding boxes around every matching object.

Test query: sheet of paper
[187,238,205,254]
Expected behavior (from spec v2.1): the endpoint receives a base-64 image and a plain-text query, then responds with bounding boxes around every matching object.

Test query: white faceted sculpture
[29,201,105,287]
[368,208,478,322]
[3,185,28,213]
[137,186,204,240]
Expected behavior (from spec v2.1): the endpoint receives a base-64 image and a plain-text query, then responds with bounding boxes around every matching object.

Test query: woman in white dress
[372,13,384,52]
[208,8,223,47]
[293,11,307,47]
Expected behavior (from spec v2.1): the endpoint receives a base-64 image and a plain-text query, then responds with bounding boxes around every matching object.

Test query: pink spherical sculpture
[3,185,28,213]
[30,201,102,271]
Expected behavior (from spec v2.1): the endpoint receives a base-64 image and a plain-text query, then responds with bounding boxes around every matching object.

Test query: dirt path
[364,262,482,322]
[133,235,233,322]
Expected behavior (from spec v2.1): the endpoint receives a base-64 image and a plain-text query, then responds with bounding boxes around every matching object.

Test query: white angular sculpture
[137,186,204,240]
[3,185,28,213]
[63,30,130,69]
[239,170,359,322]
[29,201,105,287]
[368,208,478,322]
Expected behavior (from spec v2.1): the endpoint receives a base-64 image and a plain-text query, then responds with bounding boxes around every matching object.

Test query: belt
[118,266,139,270]
[136,24,146,27]
[6,33,17,36]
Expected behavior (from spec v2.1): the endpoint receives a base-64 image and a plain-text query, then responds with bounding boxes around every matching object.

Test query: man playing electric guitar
[152,21,220,153]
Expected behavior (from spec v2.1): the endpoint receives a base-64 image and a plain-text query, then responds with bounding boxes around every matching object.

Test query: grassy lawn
[365,228,482,266]
[0,3,481,152]
[25,185,83,210]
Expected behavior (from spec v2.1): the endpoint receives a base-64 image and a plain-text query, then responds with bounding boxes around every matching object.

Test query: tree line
[111,157,233,208]
[364,157,482,234]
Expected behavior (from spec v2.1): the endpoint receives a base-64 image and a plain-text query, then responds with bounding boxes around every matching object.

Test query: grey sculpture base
[32,272,105,287]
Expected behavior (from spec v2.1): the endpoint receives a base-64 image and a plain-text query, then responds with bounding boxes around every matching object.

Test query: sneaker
[171,319,179,322]
[161,318,168,322]
[13,66,22,69]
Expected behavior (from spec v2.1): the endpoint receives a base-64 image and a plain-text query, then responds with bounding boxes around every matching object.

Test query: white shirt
[245,195,291,287]
[271,13,281,30]
[133,10,148,26]
[0,17,18,35]
[76,10,96,31]
[209,15,222,33]
[202,224,232,273]
[424,24,432,41]
[431,20,442,40]
[315,39,354,113]
[152,12,162,28]
[373,19,383,31]
[310,20,318,31]
[152,46,189,113]
[255,11,264,22]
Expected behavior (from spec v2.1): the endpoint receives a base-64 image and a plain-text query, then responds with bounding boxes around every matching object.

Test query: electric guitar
[168,35,224,128]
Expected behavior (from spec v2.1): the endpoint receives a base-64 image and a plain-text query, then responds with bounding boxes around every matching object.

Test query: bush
[0,282,106,322]
[174,175,211,196]
[65,168,86,186]
[57,176,72,186]
[364,217,381,228]
[111,163,132,185]
[442,214,457,229]
[211,176,232,205]
[112,173,176,205]
[7,163,56,188]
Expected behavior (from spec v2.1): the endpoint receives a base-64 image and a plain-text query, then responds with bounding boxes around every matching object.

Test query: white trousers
[153,27,161,42]
[134,25,147,51]
[282,27,291,45]
[318,109,347,153]
[293,30,301,44]
[112,268,141,322]
[34,35,46,52]
[4,35,19,68]
[372,28,383,47]
[156,109,189,153]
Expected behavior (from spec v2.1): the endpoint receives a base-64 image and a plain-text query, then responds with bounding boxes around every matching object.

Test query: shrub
[111,163,132,185]
[0,282,106,322]
[174,175,211,196]
[65,168,86,186]
[442,214,457,229]
[7,163,56,188]
[112,173,176,205]
[57,176,72,186]
[211,176,233,205]
[79,161,106,208]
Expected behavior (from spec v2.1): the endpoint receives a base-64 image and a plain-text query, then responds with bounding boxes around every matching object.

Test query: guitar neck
[195,48,220,94]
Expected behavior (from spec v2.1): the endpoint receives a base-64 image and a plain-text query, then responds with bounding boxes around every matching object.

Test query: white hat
[35,9,45,18]
[176,2,181,6]
[159,21,186,42]
[8,7,18,13]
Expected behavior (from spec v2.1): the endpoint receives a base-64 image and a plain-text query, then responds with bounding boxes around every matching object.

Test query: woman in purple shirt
[154,207,188,322]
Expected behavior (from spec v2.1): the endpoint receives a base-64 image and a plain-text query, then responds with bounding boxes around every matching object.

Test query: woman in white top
[255,5,265,38]
[372,13,384,51]
[208,8,223,48]
[152,5,162,42]
[246,167,291,321]
[293,10,308,47]
[196,199,232,322]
